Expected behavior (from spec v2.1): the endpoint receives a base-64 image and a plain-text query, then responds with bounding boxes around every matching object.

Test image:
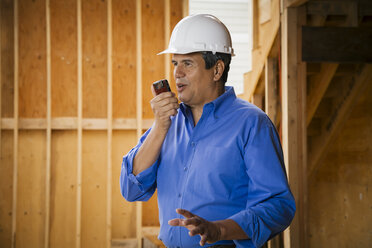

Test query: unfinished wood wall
[308,81,372,247]
[0,0,185,247]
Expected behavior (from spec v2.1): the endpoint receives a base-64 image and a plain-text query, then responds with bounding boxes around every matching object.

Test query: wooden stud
[165,0,170,81]
[136,1,142,247]
[76,0,82,247]
[45,0,52,247]
[11,0,18,247]
[306,63,338,126]
[253,0,259,50]
[265,57,278,125]
[107,0,113,247]
[0,0,2,160]
[281,6,307,248]
[182,0,188,17]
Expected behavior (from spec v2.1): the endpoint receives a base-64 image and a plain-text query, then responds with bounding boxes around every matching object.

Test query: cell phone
[153,79,171,95]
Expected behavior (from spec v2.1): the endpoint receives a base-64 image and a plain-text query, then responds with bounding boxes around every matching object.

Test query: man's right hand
[150,90,179,132]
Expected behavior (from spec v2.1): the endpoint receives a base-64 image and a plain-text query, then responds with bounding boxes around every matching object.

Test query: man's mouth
[176,83,186,91]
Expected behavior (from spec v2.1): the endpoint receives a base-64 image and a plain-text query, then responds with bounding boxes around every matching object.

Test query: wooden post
[45,0,52,247]
[182,0,188,17]
[136,1,142,247]
[281,6,307,248]
[265,57,278,124]
[11,0,19,247]
[165,0,170,81]
[76,0,82,247]
[107,0,113,247]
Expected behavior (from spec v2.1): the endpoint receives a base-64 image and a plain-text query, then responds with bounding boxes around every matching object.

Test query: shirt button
[191,142,195,147]
[183,166,187,171]
[178,193,181,198]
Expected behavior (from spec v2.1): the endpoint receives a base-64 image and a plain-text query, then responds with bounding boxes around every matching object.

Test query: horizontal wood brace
[1,118,154,130]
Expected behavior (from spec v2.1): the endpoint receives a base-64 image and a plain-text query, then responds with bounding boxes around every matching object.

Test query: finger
[189,226,204,236]
[152,96,178,108]
[176,209,195,219]
[168,218,184,226]
[183,217,202,227]
[200,234,208,246]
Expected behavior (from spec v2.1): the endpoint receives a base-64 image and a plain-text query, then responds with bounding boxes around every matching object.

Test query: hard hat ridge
[158,14,235,56]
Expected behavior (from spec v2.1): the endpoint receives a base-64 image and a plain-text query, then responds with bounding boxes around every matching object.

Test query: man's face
[171,53,220,108]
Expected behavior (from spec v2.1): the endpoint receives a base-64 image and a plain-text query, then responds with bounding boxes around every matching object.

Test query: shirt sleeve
[120,128,159,202]
[228,117,296,248]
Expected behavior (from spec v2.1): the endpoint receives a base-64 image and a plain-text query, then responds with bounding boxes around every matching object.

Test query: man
[120,14,295,248]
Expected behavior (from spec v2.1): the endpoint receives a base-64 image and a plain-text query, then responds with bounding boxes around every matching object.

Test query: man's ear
[213,60,225,82]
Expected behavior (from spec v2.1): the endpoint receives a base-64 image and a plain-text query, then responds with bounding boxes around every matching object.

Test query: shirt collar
[180,86,236,120]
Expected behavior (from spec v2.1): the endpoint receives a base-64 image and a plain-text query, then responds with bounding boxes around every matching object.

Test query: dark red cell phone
[153,79,171,95]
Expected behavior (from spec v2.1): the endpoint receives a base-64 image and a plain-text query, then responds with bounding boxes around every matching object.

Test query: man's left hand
[168,208,222,246]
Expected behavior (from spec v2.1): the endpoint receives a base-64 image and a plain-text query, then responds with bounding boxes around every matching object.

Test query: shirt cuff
[228,209,271,248]
[125,150,159,192]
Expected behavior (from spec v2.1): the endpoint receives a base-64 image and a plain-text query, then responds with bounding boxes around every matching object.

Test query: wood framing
[265,57,279,124]
[136,1,142,247]
[0,1,185,247]
[76,0,82,247]
[45,0,52,247]
[11,0,18,247]
[281,6,307,248]
[306,63,338,126]
[308,64,372,176]
[107,0,113,247]
[302,27,372,63]
[243,0,280,101]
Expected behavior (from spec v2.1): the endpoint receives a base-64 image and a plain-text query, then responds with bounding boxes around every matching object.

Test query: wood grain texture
[309,83,372,246]
[50,0,77,117]
[112,0,136,119]
[18,0,46,118]
[16,130,46,247]
[49,131,77,248]
[82,0,107,118]
[0,131,13,247]
[112,130,137,239]
[1,0,14,118]
[141,0,165,119]
[81,131,107,248]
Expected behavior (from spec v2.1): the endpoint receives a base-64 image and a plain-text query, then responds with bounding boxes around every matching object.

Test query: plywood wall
[0,0,186,247]
[308,82,372,247]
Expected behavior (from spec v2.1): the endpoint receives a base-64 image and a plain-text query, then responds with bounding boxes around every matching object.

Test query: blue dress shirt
[120,86,295,248]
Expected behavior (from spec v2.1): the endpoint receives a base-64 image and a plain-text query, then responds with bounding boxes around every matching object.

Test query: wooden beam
[76,0,82,247]
[136,1,142,247]
[253,0,259,50]
[45,0,52,247]
[302,27,372,63]
[243,0,280,101]
[306,1,357,16]
[1,117,154,130]
[306,63,338,126]
[252,94,264,110]
[107,0,112,247]
[285,0,308,8]
[11,1,19,247]
[308,64,372,176]
[281,6,307,248]
[265,57,278,124]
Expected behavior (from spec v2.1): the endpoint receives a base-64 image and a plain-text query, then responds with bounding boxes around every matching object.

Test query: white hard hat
[158,14,235,56]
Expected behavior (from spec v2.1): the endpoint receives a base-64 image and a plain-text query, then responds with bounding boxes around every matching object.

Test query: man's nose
[174,65,185,78]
